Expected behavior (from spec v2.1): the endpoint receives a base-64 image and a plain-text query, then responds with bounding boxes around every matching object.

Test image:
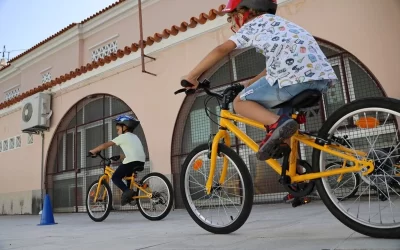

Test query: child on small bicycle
[182,0,338,201]
[89,115,146,206]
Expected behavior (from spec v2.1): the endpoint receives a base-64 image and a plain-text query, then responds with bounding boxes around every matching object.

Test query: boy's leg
[233,78,298,160]
[233,78,330,161]
[112,164,135,206]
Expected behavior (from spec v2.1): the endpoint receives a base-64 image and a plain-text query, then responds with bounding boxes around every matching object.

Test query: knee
[233,95,242,111]
[111,174,119,182]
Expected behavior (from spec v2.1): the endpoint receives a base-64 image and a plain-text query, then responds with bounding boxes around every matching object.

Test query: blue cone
[38,194,57,226]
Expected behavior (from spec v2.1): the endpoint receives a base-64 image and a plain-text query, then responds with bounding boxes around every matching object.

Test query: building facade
[0,0,399,214]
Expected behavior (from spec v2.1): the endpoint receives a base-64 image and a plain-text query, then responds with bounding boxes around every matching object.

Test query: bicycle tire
[180,143,254,234]
[136,172,174,221]
[312,97,400,238]
[86,179,112,222]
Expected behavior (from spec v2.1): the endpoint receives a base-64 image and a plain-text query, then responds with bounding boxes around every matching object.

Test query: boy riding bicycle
[182,0,338,202]
[89,115,146,206]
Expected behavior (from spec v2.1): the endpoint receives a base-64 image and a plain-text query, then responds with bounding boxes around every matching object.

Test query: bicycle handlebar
[87,151,111,161]
[174,79,245,109]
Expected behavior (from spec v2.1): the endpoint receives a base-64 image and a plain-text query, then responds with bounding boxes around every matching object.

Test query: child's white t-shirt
[112,133,146,164]
[229,14,338,88]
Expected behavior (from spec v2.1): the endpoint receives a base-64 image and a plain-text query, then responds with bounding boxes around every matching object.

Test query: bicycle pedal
[129,199,137,206]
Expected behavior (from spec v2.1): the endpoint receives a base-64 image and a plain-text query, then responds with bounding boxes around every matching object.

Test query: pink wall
[20,42,80,92]
[0,0,399,206]
[0,111,41,193]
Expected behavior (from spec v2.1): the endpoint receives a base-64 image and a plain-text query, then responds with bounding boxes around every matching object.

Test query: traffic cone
[37,194,57,226]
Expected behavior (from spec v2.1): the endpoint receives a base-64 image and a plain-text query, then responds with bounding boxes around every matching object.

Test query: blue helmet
[115,114,140,132]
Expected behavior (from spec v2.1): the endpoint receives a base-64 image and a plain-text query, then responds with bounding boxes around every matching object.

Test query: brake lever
[174,88,196,95]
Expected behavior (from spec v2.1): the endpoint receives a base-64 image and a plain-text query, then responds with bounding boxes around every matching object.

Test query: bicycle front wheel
[86,179,112,222]
[312,97,400,238]
[180,143,254,234]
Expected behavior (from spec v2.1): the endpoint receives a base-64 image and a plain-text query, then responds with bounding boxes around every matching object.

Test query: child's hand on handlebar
[88,150,98,157]
[181,75,198,90]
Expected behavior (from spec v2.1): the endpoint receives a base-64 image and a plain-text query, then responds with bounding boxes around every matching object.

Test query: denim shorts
[238,78,333,115]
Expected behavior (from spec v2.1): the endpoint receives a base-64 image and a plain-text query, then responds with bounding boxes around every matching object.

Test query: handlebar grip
[181,80,194,88]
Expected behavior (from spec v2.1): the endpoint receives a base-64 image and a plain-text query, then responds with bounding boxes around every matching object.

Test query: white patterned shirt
[229,14,338,88]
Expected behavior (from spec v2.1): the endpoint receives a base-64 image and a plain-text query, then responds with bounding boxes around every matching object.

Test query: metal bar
[40,132,45,210]
[138,0,145,73]
[138,0,156,76]
[339,54,353,126]
[74,104,78,213]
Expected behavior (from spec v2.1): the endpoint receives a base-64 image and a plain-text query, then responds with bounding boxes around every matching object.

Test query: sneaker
[121,189,135,206]
[283,193,295,202]
[256,115,298,161]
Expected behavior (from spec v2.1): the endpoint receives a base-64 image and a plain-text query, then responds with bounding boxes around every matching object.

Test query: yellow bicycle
[175,79,400,238]
[85,152,173,222]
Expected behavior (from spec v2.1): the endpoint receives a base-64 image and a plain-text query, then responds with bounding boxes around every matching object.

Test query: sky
[0,0,118,61]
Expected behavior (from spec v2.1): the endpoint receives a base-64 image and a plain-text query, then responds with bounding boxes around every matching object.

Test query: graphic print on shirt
[229,14,338,88]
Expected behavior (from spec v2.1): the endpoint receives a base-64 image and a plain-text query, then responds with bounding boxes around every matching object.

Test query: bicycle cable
[204,95,221,127]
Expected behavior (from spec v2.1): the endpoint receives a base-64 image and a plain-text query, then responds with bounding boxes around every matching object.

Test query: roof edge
[0,4,227,111]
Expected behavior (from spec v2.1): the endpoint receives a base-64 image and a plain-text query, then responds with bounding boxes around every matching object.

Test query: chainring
[283,160,316,198]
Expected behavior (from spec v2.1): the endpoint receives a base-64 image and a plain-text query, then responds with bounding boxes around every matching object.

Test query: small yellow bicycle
[85,152,173,222]
[175,79,400,238]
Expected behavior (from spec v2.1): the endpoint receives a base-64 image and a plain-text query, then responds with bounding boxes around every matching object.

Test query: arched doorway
[45,94,150,213]
[171,38,387,208]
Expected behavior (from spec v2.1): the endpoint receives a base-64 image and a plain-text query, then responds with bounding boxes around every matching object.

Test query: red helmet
[221,0,278,14]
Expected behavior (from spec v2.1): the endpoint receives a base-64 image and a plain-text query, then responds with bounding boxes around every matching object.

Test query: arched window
[171,38,386,207]
[46,94,149,212]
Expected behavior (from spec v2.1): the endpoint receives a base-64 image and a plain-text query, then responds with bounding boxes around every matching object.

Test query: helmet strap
[231,11,250,33]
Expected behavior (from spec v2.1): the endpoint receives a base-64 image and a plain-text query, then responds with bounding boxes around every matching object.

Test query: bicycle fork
[93,175,109,202]
[206,129,231,194]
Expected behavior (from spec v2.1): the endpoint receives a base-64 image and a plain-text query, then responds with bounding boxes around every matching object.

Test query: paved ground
[0,201,399,250]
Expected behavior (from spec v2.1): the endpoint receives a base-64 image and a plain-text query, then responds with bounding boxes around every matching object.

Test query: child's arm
[184,40,237,88]
[89,141,115,155]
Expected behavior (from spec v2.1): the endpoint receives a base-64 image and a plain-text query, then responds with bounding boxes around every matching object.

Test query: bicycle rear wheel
[180,143,254,234]
[312,97,400,238]
[136,172,174,221]
[86,179,112,222]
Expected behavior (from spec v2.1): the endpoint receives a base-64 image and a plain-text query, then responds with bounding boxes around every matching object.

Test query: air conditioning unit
[21,92,53,133]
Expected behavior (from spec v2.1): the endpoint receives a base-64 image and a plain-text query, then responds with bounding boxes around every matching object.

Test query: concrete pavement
[0,201,399,250]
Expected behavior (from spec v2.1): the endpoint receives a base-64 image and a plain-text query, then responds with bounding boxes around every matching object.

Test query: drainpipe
[39,131,45,214]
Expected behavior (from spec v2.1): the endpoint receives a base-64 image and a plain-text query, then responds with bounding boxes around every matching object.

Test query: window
[4,86,20,101]
[27,134,34,145]
[46,95,149,212]
[8,137,14,150]
[42,72,52,83]
[2,140,8,152]
[15,135,21,148]
[91,40,118,61]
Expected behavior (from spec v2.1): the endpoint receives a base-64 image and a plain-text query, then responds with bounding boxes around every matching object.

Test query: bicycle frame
[206,109,375,194]
[92,165,152,202]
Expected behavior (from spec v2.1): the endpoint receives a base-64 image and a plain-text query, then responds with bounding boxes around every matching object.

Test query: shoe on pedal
[256,115,298,161]
[121,189,135,206]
